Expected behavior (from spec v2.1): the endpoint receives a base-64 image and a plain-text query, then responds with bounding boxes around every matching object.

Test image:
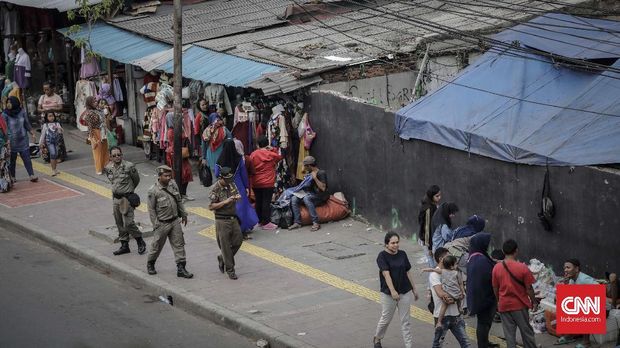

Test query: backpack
[537,168,555,231]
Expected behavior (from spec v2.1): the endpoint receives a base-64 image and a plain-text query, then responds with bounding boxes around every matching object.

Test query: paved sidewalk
[1,126,599,348]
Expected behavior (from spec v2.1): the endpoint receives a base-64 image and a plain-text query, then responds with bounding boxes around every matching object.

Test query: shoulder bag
[502,261,526,288]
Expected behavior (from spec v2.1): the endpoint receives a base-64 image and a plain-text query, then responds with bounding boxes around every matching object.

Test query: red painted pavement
[0,179,83,208]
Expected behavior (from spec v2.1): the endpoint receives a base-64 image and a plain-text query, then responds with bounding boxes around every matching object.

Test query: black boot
[147,260,157,275]
[135,237,146,255]
[113,241,130,255]
[177,262,193,279]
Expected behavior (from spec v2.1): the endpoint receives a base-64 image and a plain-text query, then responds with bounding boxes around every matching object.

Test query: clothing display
[14,48,31,88]
[140,81,159,108]
[79,48,100,79]
[74,80,97,131]
[204,83,232,115]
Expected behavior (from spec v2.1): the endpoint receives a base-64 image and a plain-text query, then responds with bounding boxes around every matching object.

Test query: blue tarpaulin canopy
[396,14,620,166]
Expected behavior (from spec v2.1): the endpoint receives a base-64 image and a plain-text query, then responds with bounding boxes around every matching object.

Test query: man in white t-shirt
[430,247,471,348]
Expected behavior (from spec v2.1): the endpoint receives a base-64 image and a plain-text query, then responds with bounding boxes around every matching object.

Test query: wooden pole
[173,0,183,189]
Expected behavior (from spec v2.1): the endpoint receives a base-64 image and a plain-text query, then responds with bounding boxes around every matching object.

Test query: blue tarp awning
[396,14,620,166]
[154,45,281,87]
[58,22,170,65]
[60,22,281,87]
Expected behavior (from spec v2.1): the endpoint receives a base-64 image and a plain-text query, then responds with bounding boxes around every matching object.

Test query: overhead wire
[287,0,620,118]
[339,0,620,75]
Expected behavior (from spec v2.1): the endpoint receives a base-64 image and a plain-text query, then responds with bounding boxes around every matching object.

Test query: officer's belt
[158,217,177,224]
[214,214,238,221]
[113,192,133,199]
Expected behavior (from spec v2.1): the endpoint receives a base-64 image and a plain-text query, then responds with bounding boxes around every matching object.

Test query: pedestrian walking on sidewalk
[83,96,109,175]
[373,231,419,348]
[2,96,37,183]
[146,165,193,278]
[104,146,146,256]
[492,239,538,348]
[39,111,63,176]
[208,166,243,280]
[466,232,500,348]
[430,247,471,348]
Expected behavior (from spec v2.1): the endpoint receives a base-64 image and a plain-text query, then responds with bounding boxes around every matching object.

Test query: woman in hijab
[215,139,258,239]
[2,96,37,182]
[466,233,498,348]
[83,95,109,174]
[97,83,117,118]
[165,112,194,201]
[452,215,486,241]
[431,202,459,253]
[202,115,231,177]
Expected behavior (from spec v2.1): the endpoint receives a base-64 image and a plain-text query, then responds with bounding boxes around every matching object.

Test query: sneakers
[182,195,195,201]
[288,223,301,230]
[261,222,278,230]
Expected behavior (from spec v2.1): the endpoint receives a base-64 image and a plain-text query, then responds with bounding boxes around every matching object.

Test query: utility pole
[173,0,183,189]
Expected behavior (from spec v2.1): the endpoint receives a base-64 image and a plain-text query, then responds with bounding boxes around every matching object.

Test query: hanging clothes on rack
[232,102,256,155]
[267,104,291,194]
[79,48,100,79]
[204,83,232,115]
[75,79,97,131]
[14,48,31,89]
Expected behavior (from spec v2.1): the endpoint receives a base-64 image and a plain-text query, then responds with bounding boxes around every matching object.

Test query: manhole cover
[304,241,365,260]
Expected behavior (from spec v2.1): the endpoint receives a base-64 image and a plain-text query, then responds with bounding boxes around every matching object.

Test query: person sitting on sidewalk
[288,156,328,231]
[104,146,146,256]
[146,165,193,279]
[492,239,538,348]
[249,135,282,230]
[556,258,598,347]
[208,167,243,280]
[430,247,471,348]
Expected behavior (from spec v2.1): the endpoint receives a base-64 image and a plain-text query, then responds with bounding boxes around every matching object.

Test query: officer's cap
[218,167,234,179]
[157,165,173,176]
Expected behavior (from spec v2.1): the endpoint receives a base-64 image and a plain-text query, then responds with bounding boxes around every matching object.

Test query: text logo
[556,284,606,334]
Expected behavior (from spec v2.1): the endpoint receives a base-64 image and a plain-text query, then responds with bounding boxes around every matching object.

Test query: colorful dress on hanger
[74,80,97,131]
[296,113,311,180]
[267,106,291,193]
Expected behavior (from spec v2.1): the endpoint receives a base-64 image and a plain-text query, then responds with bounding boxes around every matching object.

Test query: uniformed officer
[146,165,193,278]
[104,146,146,256]
[208,167,243,280]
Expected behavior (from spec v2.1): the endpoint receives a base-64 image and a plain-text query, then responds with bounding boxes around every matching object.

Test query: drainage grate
[304,241,365,260]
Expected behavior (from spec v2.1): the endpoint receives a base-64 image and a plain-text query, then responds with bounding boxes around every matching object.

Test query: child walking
[39,111,63,176]
[423,255,465,328]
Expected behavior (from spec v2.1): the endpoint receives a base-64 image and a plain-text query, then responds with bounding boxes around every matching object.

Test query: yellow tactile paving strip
[21,159,505,347]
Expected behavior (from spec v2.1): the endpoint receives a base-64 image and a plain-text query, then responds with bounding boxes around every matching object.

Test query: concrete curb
[0,211,314,348]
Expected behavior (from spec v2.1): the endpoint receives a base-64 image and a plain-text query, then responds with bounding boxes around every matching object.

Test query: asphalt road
[0,226,255,348]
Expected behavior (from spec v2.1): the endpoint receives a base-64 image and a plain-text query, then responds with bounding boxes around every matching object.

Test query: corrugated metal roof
[6,0,103,12]
[154,45,282,87]
[247,72,322,95]
[58,22,170,64]
[195,0,590,72]
[109,0,293,44]
[59,22,280,88]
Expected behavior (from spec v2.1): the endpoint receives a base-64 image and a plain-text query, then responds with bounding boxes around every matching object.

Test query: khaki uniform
[146,180,188,263]
[104,160,142,242]
[209,180,243,274]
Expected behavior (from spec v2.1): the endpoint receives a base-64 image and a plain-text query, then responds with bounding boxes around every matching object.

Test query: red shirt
[249,148,282,188]
[492,259,535,312]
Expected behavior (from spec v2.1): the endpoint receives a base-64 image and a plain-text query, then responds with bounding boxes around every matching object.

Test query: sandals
[288,223,301,230]
[311,223,321,231]
[554,337,577,345]
[29,176,38,182]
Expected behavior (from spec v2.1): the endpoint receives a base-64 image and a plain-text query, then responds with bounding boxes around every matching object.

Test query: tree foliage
[66,0,123,57]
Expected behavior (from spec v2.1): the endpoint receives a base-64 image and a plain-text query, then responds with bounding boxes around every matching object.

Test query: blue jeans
[47,143,58,160]
[291,193,320,224]
[432,315,471,348]
[9,148,34,178]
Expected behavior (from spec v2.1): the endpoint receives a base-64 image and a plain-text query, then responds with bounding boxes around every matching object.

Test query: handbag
[198,162,212,187]
[181,146,190,159]
[106,129,118,148]
[303,117,316,150]
[127,193,141,208]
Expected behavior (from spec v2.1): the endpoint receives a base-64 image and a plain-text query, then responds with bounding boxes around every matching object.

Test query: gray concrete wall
[306,91,620,276]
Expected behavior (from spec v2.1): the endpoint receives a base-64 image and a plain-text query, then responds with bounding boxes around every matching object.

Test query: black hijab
[431,202,458,232]
[216,138,241,171]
